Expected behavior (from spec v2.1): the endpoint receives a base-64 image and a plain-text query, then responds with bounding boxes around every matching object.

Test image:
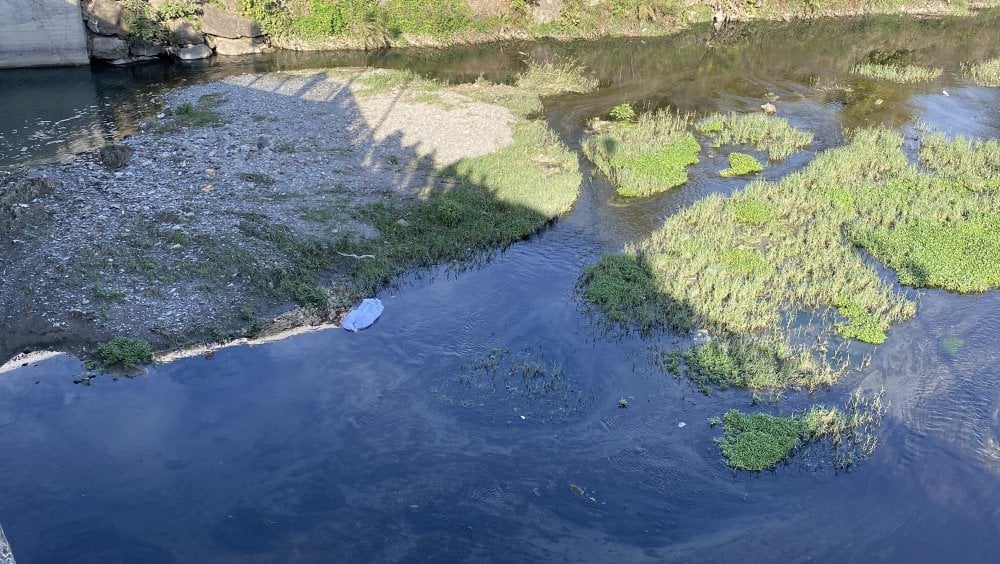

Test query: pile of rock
[80,1,271,64]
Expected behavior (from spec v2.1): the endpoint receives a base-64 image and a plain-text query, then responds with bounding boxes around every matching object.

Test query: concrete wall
[0,0,89,69]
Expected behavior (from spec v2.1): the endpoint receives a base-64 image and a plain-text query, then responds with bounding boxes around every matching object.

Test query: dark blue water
[2,14,1000,563]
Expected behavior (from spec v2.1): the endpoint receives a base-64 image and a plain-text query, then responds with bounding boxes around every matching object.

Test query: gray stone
[200,6,262,39]
[130,44,165,57]
[175,44,213,60]
[82,0,124,37]
[256,135,273,149]
[761,102,777,115]
[0,524,14,564]
[90,36,128,60]
[532,0,563,24]
[168,19,205,45]
[209,36,270,56]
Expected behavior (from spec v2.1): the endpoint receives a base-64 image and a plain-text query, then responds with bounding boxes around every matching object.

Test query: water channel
[1,13,999,562]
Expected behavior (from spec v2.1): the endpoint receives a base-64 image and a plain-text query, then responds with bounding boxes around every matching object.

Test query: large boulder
[176,44,213,60]
[200,6,263,39]
[168,20,206,45]
[90,36,128,60]
[208,36,270,56]
[82,0,125,37]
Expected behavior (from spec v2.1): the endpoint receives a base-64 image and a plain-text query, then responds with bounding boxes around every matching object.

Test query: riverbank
[0,66,583,366]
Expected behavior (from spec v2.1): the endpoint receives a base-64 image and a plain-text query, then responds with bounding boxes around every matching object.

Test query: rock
[130,44,165,57]
[90,36,128,60]
[200,6,263,39]
[256,135,273,150]
[82,0,124,37]
[761,102,777,115]
[175,44,213,61]
[168,20,206,45]
[532,0,563,23]
[208,36,270,56]
[0,524,13,564]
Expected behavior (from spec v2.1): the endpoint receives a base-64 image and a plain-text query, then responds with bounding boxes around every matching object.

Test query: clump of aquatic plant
[584,109,700,197]
[581,126,1000,390]
[718,389,887,471]
[850,62,943,83]
[94,337,154,370]
[609,102,636,122]
[962,57,1000,87]
[580,253,686,332]
[720,152,763,177]
[515,60,599,94]
[696,112,812,160]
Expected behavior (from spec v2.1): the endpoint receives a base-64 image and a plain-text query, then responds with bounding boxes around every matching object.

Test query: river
[1,13,999,562]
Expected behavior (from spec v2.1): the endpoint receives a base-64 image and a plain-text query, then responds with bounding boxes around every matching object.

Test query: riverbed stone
[168,20,206,45]
[176,44,213,61]
[0,524,14,564]
[131,44,166,58]
[208,36,270,56]
[200,6,263,39]
[82,0,125,37]
[90,36,128,60]
[532,0,563,23]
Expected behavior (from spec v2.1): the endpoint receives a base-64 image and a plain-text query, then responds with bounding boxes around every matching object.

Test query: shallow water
[2,14,1000,562]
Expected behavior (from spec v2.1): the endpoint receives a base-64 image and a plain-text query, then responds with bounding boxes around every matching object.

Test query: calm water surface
[1,14,999,562]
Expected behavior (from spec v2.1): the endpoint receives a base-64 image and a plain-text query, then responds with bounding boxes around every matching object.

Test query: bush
[609,102,636,122]
[95,337,154,370]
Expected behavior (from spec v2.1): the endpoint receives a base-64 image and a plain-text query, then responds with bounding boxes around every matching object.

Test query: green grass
[580,253,679,332]
[696,112,813,161]
[94,337,153,370]
[515,60,599,95]
[581,126,1000,390]
[584,109,700,197]
[660,338,820,394]
[161,94,227,131]
[719,389,887,471]
[850,62,943,83]
[963,57,1000,87]
[720,152,764,177]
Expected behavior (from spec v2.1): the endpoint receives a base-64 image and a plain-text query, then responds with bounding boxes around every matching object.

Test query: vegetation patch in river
[720,152,763,177]
[515,60,599,95]
[582,126,1000,391]
[718,389,887,471]
[850,62,943,83]
[93,337,154,370]
[696,112,813,161]
[583,109,700,197]
[962,57,1000,87]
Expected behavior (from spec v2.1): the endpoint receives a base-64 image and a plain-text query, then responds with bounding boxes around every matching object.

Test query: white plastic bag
[342,298,384,332]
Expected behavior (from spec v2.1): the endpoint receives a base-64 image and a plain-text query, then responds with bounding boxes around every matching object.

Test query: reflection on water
[1,12,1000,563]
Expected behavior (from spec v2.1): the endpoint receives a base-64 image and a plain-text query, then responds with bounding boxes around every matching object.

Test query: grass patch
[720,152,763,177]
[584,109,700,197]
[515,60,599,95]
[850,62,943,83]
[719,389,887,471]
[163,94,227,130]
[580,253,680,333]
[582,126,1000,390]
[94,337,153,370]
[696,112,812,161]
[963,57,1000,87]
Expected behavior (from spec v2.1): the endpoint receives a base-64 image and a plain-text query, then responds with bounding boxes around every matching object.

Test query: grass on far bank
[850,62,943,83]
[718,389,887,471]
[963,57,1000,87]
[582,126,1000,391]
[583,109,700,197]
[696,112,813,160]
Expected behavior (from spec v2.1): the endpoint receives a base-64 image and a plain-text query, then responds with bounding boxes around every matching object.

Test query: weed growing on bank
[582,127,1000,391]
[963,57,1000,87]
[583,109,700,197]
[850,62,943,83]
[94,337,154,370]
[696,112,813,160]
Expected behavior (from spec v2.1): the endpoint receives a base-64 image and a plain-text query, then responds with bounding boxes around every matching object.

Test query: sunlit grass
[850,62,943,83]
[584,109,700,197]
[515,60,599,95]
[696,112,813,160]
[582,126,1000,391]
[963,57,1000,87]
[720,152,763,177]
